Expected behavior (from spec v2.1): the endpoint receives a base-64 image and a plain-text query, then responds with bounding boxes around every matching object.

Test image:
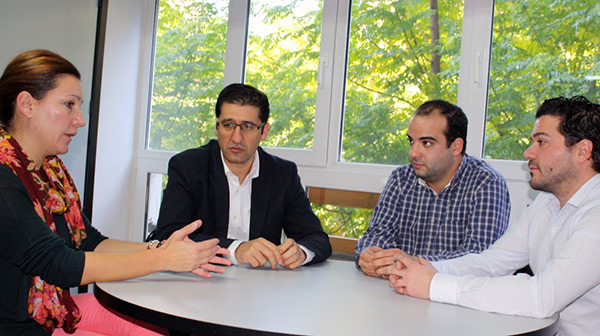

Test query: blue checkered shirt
[356,154,510,265]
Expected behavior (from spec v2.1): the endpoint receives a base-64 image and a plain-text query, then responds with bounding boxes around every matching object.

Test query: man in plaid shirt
[356,100,510,278]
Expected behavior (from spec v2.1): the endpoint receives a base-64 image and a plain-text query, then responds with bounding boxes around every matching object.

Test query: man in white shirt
[156,83,331,269]
[386,96,600,336]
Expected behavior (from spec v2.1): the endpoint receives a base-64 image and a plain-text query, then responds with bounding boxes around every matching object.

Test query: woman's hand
[159,220,232,278]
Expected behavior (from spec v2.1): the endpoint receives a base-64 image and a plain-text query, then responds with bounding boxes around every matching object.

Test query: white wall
[92,0,153,240]
[0,0,152,242]
[0,0,97,196]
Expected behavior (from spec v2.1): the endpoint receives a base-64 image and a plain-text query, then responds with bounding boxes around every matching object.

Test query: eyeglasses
[217,120,265,133]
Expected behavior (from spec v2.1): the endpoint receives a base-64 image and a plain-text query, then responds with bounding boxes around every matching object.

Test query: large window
[485,0,600,160]
[149,0,323,152]
[148,0,466,163]
[134,0,599,240]
[145,0,467,238]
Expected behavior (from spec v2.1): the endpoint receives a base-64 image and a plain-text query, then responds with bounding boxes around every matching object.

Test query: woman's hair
[0,49,80,126]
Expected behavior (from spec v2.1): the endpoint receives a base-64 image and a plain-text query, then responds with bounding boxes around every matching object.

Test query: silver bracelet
[146,239,160,250]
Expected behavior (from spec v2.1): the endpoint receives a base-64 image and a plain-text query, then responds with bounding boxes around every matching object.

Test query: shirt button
[431,218,435,223]
[427,242,431,247]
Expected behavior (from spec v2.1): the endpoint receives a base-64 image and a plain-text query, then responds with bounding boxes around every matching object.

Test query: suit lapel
[209,141,230,236]
[250,148,271,239]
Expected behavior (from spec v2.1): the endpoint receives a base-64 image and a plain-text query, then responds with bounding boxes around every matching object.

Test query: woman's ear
[15,91,36,118]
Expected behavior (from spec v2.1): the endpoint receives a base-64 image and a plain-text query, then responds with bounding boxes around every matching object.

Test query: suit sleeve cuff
[430,272,460,305]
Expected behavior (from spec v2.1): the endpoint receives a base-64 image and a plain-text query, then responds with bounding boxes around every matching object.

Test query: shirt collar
[563,173,600,208]
[220,149,261,182]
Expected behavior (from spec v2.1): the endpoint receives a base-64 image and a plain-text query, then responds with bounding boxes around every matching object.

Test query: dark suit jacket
[155,140,331,264]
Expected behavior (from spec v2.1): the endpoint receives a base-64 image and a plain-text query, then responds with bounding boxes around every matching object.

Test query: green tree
[486,0,600,160]
[150,1,228,151]
[342,0,463,165]
[245,1,323,149]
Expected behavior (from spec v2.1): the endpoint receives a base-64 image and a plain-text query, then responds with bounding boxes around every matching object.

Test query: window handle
[473,46,482,84]
[318,55,329,87]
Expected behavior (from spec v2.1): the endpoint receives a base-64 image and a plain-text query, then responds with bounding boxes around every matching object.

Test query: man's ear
[260,122,270,141]
[451,137,464,156]
[575,139,593,164]
[15,91,36,118]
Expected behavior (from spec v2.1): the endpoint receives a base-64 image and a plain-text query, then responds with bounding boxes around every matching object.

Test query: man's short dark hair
[535,96,600,172]
[414,99,468,154]
[215,83,270,124]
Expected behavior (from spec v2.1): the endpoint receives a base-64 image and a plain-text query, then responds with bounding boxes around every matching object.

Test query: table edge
[94,283,299,335]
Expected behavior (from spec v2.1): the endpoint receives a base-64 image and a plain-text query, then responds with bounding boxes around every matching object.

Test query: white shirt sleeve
[429,273,460,304]
[226,240,244,265]
[299,244,315,265]
[430,184,600,319]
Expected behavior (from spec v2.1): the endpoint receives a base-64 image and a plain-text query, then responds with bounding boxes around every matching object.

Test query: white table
[94,260,557,335]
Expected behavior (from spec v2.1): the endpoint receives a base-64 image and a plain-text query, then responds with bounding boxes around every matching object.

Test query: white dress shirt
[430,173,600,336]
[220,151,314,265]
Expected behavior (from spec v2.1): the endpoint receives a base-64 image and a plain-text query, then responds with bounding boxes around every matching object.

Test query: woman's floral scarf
[0,127,86,334]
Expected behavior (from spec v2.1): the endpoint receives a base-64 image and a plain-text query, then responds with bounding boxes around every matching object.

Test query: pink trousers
[52,293,167,336]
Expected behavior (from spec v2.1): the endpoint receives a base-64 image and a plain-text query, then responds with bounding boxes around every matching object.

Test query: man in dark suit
[156,83,331,269]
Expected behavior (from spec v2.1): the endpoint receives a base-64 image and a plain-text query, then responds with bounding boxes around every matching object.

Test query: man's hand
[278,238,306,270]
[236,238,283,269]
[358,246,405,278]
[387,255,437,299]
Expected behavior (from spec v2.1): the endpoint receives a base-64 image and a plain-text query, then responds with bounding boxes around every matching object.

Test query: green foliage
[486,0,600,160]
[312,204,373,238]
[245,0,323,149]
[150,1,229,151]
[342,0,462,165]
